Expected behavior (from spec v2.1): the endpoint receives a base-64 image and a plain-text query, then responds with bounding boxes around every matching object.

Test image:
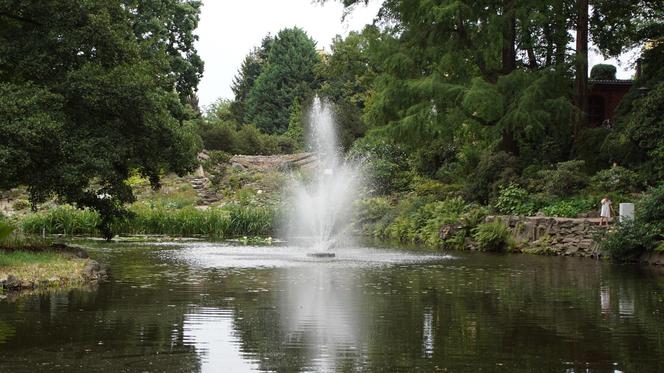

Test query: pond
[1,240,663,372]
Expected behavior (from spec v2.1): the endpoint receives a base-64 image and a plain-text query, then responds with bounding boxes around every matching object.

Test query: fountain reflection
[280,265,367,372]
[183,307,261,373]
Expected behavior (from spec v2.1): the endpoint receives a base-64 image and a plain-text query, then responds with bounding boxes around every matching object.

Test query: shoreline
[0,244,107,297]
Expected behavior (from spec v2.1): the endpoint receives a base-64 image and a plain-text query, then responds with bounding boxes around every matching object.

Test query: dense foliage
[590,64,617,80]
[2,0,663,258]
[0,0,204,238]
[244,28,321,134]
[600,184,664,261]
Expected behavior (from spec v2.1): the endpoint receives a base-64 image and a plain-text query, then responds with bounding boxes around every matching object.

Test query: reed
[20,204,277,238]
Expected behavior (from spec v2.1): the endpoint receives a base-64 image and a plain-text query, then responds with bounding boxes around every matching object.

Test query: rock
[231,162,246,171]
[490,215,610,258]
[439,224,462,240]
[3,275,20,290]
[564,246,579,256]
[82,260,107,281]
[197,151,210,162]
[82,261,101,279]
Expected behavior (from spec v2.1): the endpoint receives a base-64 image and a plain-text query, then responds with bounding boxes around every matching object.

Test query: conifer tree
[244,28,321,134]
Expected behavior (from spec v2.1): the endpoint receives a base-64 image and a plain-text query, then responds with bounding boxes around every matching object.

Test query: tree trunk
[502,0,517,75]
[500,0,518,155]
[554,2,567,66]
[575,0,589,139]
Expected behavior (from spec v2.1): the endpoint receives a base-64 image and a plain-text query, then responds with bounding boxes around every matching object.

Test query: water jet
[287,96,363,257]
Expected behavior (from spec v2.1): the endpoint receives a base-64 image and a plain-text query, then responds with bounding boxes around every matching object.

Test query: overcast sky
[195,0,382,108]
[195,0,636,108]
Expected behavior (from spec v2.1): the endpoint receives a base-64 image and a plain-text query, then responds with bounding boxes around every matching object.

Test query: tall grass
[0,250,62,267]
[22,206,99,236]
[20,204,277,238]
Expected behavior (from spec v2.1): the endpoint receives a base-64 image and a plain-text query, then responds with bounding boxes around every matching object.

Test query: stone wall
[486,215,602,257]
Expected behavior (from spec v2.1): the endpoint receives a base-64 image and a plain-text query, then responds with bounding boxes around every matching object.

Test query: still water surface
[1,240,663,372]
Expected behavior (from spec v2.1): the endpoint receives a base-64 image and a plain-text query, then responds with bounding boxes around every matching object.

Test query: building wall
[587,80,633,127]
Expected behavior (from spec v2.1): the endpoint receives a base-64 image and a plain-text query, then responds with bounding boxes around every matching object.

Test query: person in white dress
[599,196,613,226]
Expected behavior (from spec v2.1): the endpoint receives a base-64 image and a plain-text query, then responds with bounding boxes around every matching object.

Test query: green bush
[637,183,664,232]
[198,121,294,156]
[198,121,238,152]
[410,178,459,200]
[353,197,393,228]
[494,183,535,215]
[361,195,472,247]
[463,151,518,204]
[537,160,587,197]
[600,184,664,261]
[12,199,30,211]
[0,221,14,242]
[600,219,659,261]
[473,220,514,252]
[349,137,411,195]
[410,138,456,178]
[590,64,617,80]
[574,127,615,172]
[590,166,642,195]
[540,197,596,218]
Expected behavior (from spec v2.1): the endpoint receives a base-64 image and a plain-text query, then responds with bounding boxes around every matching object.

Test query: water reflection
[281,266,366,372]
[183,307,261,372]
[422,307,434,358]
[1,242,664,372]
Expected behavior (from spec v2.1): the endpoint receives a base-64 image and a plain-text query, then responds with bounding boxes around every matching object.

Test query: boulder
[2,275,20,290]
[439,224,462,240]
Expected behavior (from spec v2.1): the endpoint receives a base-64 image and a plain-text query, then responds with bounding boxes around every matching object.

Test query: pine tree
[244,27,321,134]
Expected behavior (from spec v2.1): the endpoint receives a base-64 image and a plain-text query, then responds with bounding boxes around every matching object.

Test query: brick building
[586,79,634,127]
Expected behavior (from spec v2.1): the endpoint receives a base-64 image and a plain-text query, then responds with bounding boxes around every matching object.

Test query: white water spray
[287,96,363,252]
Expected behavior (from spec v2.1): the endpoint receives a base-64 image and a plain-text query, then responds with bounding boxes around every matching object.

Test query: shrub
[540,197,596,218]
[234,125,264,155]
[411,178,454,200]
[349,137,411,195]
[637,183,664,232]
[600,219,659,261]
[0,221,14,242]
[410,138,456,178]
[473,220,514,252]
[537,160,587,197]
[600,184,664,261]
[463,151,518,204]
[460,205,489,232]
[494,183,535,215]
[12,199,30,211]
[353,197,393,228]
[590,64,617,80]
[199,121,238,152]
[590,166,642,195]
[276,135,296,153]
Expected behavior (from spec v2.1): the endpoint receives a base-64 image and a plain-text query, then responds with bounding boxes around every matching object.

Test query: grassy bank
[0,250,89,292]
[19,203,279,238]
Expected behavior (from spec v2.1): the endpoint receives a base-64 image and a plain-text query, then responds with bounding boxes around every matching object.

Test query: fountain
[287,96,363,257]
